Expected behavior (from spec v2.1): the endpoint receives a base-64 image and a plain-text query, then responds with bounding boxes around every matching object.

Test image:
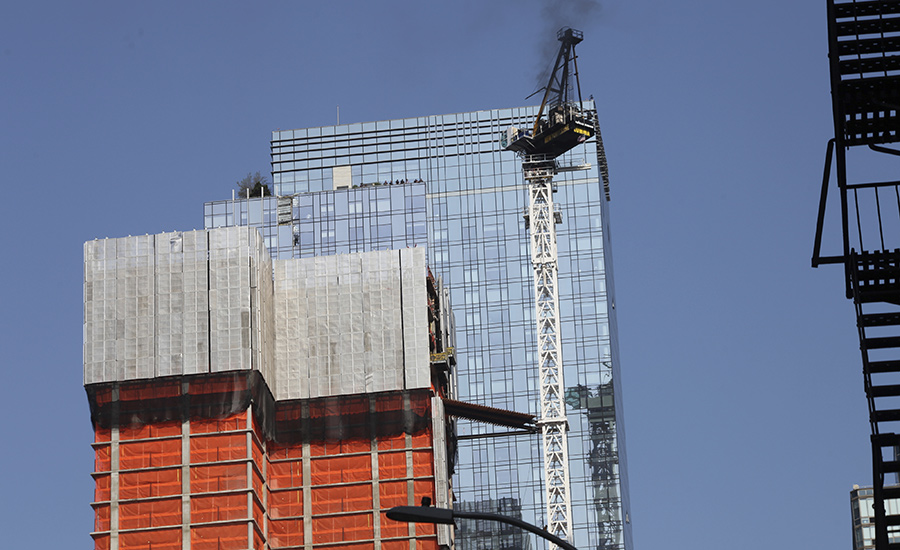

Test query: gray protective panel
[274,248,430,401]
[85,230,429,403]
[84,227,274,388]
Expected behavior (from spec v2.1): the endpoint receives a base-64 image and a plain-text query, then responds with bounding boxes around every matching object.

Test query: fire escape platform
[831,0,900,147]
[820,3,900,546]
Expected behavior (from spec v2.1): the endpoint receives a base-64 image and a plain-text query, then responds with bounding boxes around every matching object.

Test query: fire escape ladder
[818,3,900,548]
[853,250,900,549]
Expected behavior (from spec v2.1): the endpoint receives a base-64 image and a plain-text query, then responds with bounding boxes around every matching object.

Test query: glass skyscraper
[205,102,632,550]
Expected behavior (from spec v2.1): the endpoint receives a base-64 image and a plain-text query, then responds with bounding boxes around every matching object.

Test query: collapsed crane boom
[501,27,595,547]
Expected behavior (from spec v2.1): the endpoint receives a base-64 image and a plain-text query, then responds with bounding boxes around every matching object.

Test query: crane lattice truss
[525,157,572,543]
[503,27,593,547]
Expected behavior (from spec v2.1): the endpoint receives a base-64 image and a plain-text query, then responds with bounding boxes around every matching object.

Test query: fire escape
[813,2,900,548]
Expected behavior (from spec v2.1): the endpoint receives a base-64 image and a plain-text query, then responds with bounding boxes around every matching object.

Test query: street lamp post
[385,505,578,550]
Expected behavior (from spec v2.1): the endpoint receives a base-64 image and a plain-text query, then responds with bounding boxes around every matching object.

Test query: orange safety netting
[87,371,275,439]
[191,493,248,523]
[94,446,111,472]
[253,467,265,496]
[273,389,434,445]
[307,438,370,456]
[309,403,368,442]
[377,452,407,480]
[379,509,410,539]
[311,485,373,515]
[191,411,246,435]
[311,513,373,544]
[376,433,407,452]
[269,489,303,518]
[411,450,434,477]
[90,376,430,446]
[376,430,432,452]
[269,518,303,548]
[413,480,436,518]
[92,386,113,405]
[275,401,303,421]
[253,498,265,533]
[415,520,439,538]
[120,438,181,469]
[382,541,409,550]
[119,528,181,550]
[326,542,375,550]
[310,454,372,484]
[374,393,403,414]
[94,474,111,501]
[378,480,408,510]
[119,497,181,530]
[191,523,249,550]
[190,432,247,463]
[189,375,248,397]
[268,441,303,460]
[251,411,265,438]
[190,463,247,493]
[269,460,303,489]
[251,436,264,466]
[89,380,446,550]
[94,427,111,443]
[385,539,437,550]
[411,431,432,448]
[93,503,110,531]
[120,380,180,402]
[119,468,181,499]
[120,421,181,440]
[308,440,336,457]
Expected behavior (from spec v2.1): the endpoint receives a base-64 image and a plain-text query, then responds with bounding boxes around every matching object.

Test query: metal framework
[502,27,595,547]
[813,2,900,549]
[524,155,573,543]
[533,28,585,136]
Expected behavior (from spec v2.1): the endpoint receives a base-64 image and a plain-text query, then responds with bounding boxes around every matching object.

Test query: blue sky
[0,1,862,548]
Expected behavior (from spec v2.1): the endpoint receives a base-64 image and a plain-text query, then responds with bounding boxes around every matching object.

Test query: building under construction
[206,97,630,549]
[84,226,457,550]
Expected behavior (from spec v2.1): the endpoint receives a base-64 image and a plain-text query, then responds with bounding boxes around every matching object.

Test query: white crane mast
[524,156,572,544]
[503,27,592,547]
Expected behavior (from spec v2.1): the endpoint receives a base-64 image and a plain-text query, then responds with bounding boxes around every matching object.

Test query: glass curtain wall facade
[206,104,631,550]
[204,182,428,259]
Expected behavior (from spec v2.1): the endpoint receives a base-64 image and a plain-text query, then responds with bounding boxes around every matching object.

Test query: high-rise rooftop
[84,227,457,550]
[205,102,631,550]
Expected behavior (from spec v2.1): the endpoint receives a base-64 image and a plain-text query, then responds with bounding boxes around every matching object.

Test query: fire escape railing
[814,2,900,548]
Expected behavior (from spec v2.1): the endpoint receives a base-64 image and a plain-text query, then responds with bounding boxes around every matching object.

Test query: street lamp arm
[385,506,577,550]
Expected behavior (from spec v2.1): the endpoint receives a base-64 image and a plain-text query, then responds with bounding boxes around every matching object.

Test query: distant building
[84,227,456,550]
[851,485,900,550]
[205,181,427,260]
[204,103,632,550]
[454,498,533,550]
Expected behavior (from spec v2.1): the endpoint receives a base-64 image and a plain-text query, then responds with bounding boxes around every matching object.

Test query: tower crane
[502,27,594,546]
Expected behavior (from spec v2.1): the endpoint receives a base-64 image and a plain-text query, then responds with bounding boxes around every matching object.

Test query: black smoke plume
[531,0,600,96]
